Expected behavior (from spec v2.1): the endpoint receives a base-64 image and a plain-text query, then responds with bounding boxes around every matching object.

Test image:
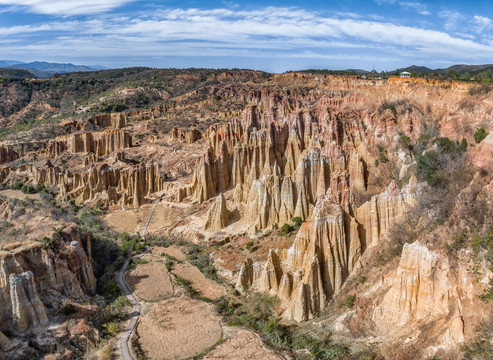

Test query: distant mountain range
[392,64,493,74]
[0,60,109,78]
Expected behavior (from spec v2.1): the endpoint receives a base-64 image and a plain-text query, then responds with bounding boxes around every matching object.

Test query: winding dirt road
[118,257,141,360]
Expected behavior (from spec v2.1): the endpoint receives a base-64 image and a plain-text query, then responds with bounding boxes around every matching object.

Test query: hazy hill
[0,60,108,78]
[0,68,36,79]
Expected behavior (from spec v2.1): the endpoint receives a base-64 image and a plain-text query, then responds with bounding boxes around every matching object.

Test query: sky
[0,0,493,72]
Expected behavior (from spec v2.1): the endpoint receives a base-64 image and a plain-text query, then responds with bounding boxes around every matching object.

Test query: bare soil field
[104,203,185,234]
[137,297,222,360]
[126,262,174,301]
[203,328,281,360]
[103,208,140,233]
[0,189,40,200]
[172,262,226,300]
[151,245,187,261]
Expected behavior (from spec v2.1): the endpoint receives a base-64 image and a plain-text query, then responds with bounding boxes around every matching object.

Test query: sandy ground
[126,262,174,301]
[137,297,222,360]
[0,189,40,200]
[203,327,281,360]
[172,263,226,300]
[104,203,185,234]
[151,245,187,261]
[104,209,140,233]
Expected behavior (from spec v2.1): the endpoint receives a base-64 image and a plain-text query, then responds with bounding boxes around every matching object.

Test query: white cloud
[438,10,463,31]
[473,15,492,33]
[398,2,430,15]
[1,6,493,69]
[0,0,133,15]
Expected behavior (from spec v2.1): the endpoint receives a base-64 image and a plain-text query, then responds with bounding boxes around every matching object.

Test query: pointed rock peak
[204,193,231,231]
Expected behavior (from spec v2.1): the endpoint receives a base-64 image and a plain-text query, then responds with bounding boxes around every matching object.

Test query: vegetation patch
[214,294,351,359]
[474,127,488,143]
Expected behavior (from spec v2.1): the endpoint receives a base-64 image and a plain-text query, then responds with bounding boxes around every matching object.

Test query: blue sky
[0,0,492,72]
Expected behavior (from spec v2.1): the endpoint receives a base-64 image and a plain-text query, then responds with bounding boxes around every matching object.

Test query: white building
[399,71,411,78]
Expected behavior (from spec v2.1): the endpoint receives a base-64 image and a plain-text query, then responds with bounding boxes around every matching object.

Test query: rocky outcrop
[46,129,132,157]
[372,243,447,327]
[0,331,10,351]
[0,159,166,207]
[235,178,416,321]
[367,242,482,359]
[91,112,127,129]
[0,226,95,334]
[170,127,202,144]
[0,146,19,165]
[10,271,49,332]
[173,91,422,321]
[204,194,230,231]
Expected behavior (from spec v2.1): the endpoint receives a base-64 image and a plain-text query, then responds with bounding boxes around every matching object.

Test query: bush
[98,278,120,298]
[245,241,254,250]
[462,321,493,360]
[292,217,303,228]
[164,255,174,271]
[61,302,76,315]
[121,237,145,255]
[416,137,468,188]
[185,244,219,281]
[262,320,291,348]
[21,184,37,194]
[345,295,355,309]
[474,128,488,143]
[175,276,198,296]
[35,183,47,193]
[103,322,120,338]
[11,181,23,190]
[281,223,295,236]
[41,236,54,249]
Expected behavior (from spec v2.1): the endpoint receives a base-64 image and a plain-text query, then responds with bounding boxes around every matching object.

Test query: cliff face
[236,179,415,321]
[0,146,19,165]
[0,226,95,334]
[176,89,420,320]
[0,160,167,207]
[170,127,202,144]
[46,129,132,157]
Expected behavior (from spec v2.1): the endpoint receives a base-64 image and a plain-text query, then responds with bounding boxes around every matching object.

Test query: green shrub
[281,223,295,236]
[121,237,145,255]
[345,295,355,309]
[41,236,54,249]
[110,258,124,271]
[104,280,120,296]
[474,128,488,143]
[11,181,23,190]
[245,241,254,250]
[35,183,47,193]
[462,321,493,360]
[292,217,303,228]
[127,258,148,270]
[417,137,468,188]
[103,322,120,338]
[185,244,219,281]
[175,276,197,296]
[21,184,37,194]
[113,295,130,308]
[262,320,291,348]
[61,302,76,315]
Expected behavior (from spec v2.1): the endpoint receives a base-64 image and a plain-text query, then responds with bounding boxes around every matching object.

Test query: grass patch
[175,275,198,296]
[214,293,349,359]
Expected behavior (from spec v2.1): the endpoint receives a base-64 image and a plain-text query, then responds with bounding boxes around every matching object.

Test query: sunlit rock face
[0,226,95,333]
[176,89,420,321]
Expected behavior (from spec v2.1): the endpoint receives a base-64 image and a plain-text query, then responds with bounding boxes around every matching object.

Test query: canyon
[0,70,492,359]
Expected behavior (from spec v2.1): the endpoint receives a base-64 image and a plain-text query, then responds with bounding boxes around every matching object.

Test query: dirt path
[140,196,162,238]
[118,257,142,360]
